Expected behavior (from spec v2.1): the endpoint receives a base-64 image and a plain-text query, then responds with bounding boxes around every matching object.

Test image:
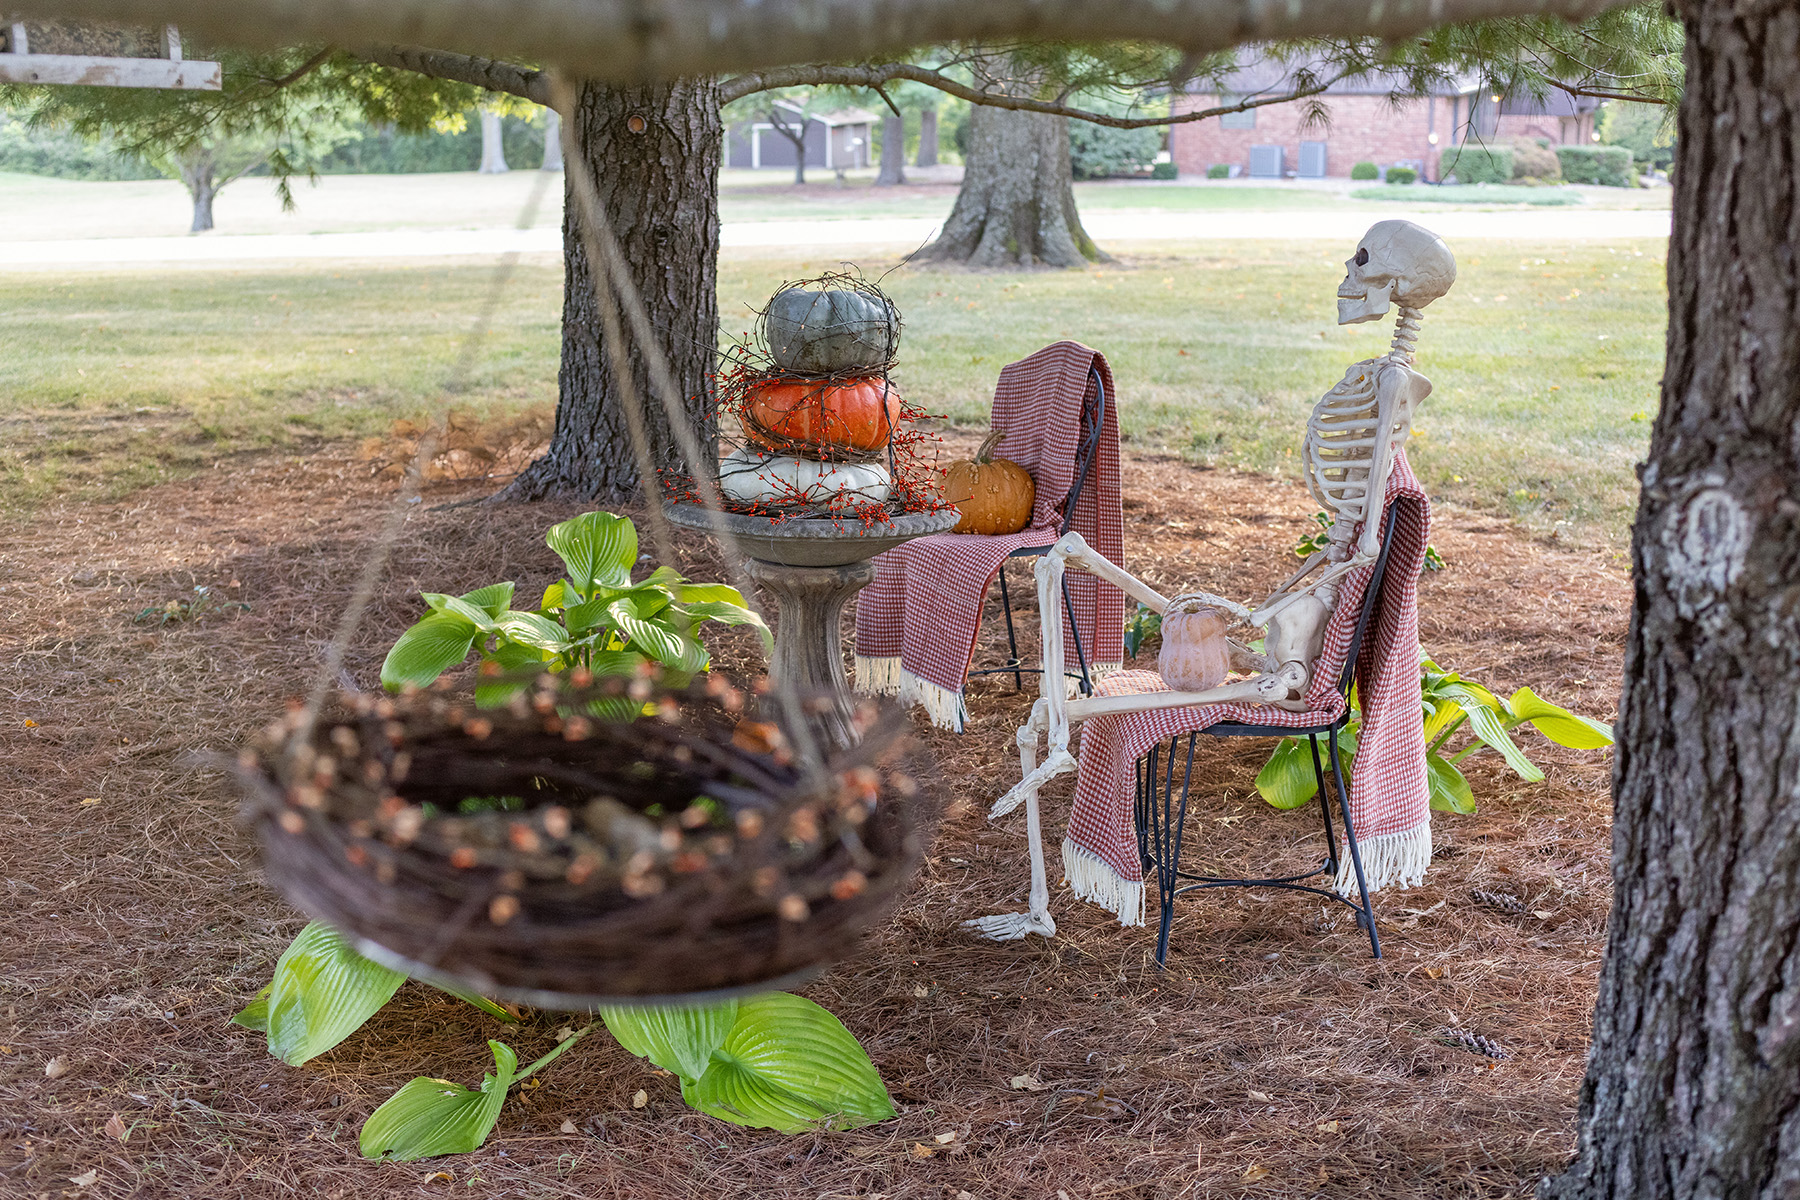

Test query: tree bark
[478,107,509,173]
[501,78,721,503]
[1543,4,1800,1198]
[876,109,906,186]
[915,105,938,167]
[540,107,563,171]
[914,103,1105,269]
[178,146,217,232]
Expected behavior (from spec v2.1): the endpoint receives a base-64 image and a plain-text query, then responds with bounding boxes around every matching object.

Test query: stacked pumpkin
[720,283,904,511]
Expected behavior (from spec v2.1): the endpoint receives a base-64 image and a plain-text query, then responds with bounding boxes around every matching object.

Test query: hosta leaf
[230,984,272,1032]
[459,582,515,619]
[381,611,480,691]
[563,594,615,637]
[1507,687,1615,749]
[539,579,568,612]
[1420,695,1466,746]
[606,599,709,673]
[1445,685,1545,782]
[1427,751,1477,814]
[680,994,894,1133]
[360,1040,518,1162]
[599,999,738,1082]
[675,600,773,651]
[262,922,407,1066]
[546,511,637,596]
[493,610,571,654]
[677,583,747,606]
[1255,738,1320,810]
[420,593,499,630]
[473,640,553,708]
[425,980,517,1022]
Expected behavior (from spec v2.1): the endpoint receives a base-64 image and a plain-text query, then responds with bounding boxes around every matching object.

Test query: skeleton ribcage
[1302,390,1408,521]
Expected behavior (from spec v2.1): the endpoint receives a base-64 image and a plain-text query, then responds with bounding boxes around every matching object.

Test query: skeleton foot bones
[967,220,1455,942]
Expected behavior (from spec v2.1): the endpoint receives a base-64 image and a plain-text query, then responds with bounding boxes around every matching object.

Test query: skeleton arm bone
[1356,366,1410,559]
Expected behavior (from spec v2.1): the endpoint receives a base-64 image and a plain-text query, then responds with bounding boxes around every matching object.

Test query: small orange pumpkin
[742,376,902,456]
[943,429,1035,535]
[1158,598,1231,692]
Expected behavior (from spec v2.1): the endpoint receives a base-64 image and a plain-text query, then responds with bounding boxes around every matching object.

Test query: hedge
[1206,163,1231,179]
[1350,161,1378,181]
[1150,161,1178,180]
[1556,145,1635,187]
[1385,166,1417,185]
[1438,145,1513,185]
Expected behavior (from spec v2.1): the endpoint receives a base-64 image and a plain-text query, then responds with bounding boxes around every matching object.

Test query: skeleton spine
[1386,305,1424,364]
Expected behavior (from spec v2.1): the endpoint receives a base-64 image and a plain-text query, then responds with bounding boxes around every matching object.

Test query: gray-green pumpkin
[762,286,899,375]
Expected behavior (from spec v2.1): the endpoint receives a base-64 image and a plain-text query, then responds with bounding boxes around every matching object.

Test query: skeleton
[968,221,1456,941]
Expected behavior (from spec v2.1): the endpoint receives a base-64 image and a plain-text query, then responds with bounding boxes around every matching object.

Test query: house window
[1219,96,1256,130]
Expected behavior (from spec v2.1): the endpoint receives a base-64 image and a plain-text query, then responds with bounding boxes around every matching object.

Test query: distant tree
[477,102,508,173]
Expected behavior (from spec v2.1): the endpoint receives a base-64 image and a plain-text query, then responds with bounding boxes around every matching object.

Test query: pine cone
[1471,888,1528,915]
[1439,1029,1508,1060]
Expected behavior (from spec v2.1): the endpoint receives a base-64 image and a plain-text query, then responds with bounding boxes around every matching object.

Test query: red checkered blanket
[1062,452,1431,926]
[853,341,1124,730]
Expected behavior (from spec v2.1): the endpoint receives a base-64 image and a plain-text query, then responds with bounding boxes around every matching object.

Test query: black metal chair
[1132,504,1402,965]
[967,365,1110,697]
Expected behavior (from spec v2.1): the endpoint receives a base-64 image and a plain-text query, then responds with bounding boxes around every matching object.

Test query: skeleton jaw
[1337,279,1394,325]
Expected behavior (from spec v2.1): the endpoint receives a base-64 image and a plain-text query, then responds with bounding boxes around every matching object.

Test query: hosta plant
[234,922,895,1161]
[379,510,768,705]
[1255,658,1613,815]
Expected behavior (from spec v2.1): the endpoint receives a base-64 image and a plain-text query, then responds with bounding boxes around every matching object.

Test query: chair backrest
[1333,503,1403,701]
[1057,366,1107,536]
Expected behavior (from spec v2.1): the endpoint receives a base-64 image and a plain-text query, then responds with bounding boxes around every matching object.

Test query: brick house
[1169,57,1600,181]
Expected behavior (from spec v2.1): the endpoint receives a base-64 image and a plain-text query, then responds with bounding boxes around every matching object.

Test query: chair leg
[1306,734,1340,879]
[1328,729,1382,959]
[996,563,1024,692]
[1149,735,1197,969]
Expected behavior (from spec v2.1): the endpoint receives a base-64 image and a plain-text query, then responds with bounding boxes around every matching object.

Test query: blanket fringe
[1336,820,1432,898]
[897,669,969,733]
[1061,837,1145,927]
[853,655,901,696]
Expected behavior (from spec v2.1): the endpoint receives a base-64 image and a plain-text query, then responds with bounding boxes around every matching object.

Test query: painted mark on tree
[1661,485,1750,622]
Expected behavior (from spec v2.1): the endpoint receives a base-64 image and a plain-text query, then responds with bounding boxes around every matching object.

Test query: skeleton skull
[1337,220,1458,325]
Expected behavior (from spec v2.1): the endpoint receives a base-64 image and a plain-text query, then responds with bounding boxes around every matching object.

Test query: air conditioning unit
[1298,141,1328,178]
[1248,144,1285,178]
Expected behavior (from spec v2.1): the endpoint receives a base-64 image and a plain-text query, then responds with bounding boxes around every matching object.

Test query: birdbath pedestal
[665,505,959,747]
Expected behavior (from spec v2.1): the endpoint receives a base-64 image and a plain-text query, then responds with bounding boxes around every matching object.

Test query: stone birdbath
[665,504,958,747]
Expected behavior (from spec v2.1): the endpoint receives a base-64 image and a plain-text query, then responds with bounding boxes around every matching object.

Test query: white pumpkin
[718,447,891,506]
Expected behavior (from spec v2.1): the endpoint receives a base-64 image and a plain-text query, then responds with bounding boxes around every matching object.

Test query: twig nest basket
[236,674,934,1006]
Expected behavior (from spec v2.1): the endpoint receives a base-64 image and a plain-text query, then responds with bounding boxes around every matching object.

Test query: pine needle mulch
[0,433,1627,1199]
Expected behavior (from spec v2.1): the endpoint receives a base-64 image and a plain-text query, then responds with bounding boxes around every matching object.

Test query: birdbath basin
[665,503,959,745]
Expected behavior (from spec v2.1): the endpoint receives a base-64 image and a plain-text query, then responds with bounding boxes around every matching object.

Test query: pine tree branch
[22,0,1640,87]
[720,61,1353,126]
[352,44,551,106]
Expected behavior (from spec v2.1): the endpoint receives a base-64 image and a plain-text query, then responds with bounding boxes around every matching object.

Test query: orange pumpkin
[943,429,1035,535]
[742,376,902,456]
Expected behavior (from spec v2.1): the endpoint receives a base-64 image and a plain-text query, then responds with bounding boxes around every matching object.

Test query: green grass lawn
[2,240,1665,547]
[1352,184,1587,206]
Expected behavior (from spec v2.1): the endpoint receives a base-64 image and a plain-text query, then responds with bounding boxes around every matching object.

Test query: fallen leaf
[910,1143,935,1159]
[554,1026,575,1043]
[1009,1074,1048,1091]
[422,1170,453,1184]
[104,1114,128,1143]
[1425,966,1446,980]
[1247,1090,1270,1102]
[912,984,929,998]
[934,1131,956,1145]
[69,1170,98,1188]
[1242,1164,1270,1182]
[45,1056,69,1079]
[24,719,39,728]
[1533,910,1554,920]
[80,798,102,806]
[1316,1120,1340,1134]
[631,1089,648,1109]
[559,1119,578,1134]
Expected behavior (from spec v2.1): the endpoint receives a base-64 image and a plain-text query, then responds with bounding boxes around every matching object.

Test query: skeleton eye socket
[1354,247,1370,267]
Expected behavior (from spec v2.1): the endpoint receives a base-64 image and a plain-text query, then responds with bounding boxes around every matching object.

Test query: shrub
[1150,160,1177,180]
[1438,145,1513,185]
[1350,161,1379,180]
[1068,121,1162,179]
[1510,137,1562,181]
[1556,144,1635,187]
[1206,162,1231,179]
[1385,166,1417,185]
[0,114,159,180]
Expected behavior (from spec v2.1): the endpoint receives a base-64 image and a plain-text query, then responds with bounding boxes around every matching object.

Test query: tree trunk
[501,78,721,503]
[540,108,563,171]
[1542,5,1800,1198]
[915,106,938,168]
[178,146,217,232]
[478,107,509,173]
[914,103,1105,269]
[876,109,906,186]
